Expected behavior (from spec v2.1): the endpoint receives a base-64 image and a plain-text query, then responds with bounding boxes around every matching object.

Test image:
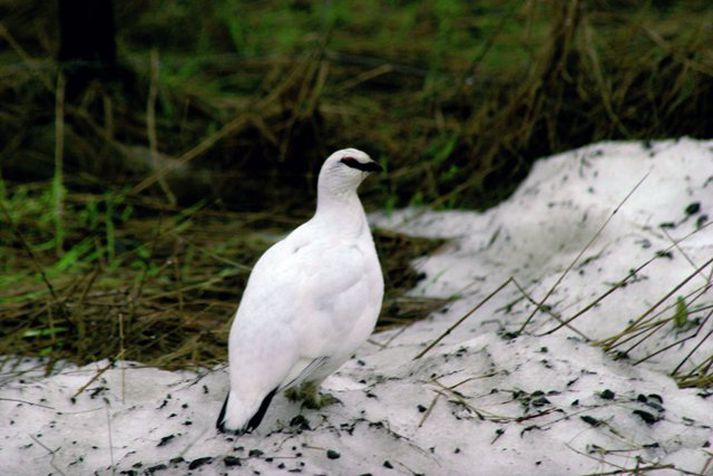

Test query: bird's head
[318,148,382,196]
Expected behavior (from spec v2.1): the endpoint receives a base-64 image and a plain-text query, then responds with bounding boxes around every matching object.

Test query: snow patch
[2,138,712,475]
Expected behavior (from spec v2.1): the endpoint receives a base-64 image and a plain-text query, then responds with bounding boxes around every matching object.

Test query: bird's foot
[285,382,341,409]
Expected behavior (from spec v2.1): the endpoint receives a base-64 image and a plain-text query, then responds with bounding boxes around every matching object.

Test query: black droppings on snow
[157,435,175,447]
[89,386,108,399]
[167,413,177,418]
[531,396,550,407]
[580,415,601,427]
[643,442,660,448]
[685,202,701,215]
[520,425,542,436]
[598,389,615,400]
[132,462,143,468]
[637,394,648,403]
[644,400,665,412]
[417,404,427,413]
[289,415,311,430]
[659,222,676,229]
[647,393,663,404]
[326,449,340,459]
[188,456,213,470]
[696,214,709,228]
[202,385,209,394]
[157,400,168,410]
[383,460,394,469]
[181,403,188,409]
[147,463,167,474]
[248,449,264,457]
[655,250,674,259]
[633,410,658,425]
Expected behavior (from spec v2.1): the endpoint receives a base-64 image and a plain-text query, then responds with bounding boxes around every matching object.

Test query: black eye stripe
[340,157,383,172]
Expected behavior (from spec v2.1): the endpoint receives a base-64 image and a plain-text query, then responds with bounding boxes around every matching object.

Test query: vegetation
[1,1,711,378]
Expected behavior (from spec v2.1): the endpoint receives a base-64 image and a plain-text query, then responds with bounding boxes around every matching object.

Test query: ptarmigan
[217,148,384,434]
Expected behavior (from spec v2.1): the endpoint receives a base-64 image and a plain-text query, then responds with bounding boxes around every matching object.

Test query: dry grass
[0,183,446,371]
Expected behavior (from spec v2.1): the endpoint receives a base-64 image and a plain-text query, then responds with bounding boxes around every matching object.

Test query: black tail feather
[216,393,230,433]
[246,387,278,433]
[216,387,279,435]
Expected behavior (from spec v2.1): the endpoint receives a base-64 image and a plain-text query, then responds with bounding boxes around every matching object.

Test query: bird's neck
[314,191,368,237]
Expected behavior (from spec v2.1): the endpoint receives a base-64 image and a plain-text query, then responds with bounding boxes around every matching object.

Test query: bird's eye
[340,157,359,167]
[340,156,382,173]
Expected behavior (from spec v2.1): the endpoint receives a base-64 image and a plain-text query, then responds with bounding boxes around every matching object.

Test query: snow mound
[2,138,712,475]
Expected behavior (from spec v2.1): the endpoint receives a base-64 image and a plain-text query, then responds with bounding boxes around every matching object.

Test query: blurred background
[1,0,711,370]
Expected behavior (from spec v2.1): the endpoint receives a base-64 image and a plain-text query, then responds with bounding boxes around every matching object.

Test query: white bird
[217,148,384,434]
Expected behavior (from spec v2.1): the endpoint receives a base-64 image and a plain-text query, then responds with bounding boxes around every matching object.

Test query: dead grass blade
[414,278,512,360]
[540,221,713,337]
[599,255,713,351]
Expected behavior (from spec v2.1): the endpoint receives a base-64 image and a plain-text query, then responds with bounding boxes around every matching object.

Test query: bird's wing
[230,233,374,390]
[280,356,329,390]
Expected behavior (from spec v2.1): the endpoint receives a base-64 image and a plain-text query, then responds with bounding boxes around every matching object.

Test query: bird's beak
[364,161,383,173]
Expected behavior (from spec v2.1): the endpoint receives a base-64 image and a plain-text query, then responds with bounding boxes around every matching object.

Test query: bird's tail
[216,388,279,434]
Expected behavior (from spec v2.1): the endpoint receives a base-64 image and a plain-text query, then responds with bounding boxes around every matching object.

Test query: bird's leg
[285,381,341,409]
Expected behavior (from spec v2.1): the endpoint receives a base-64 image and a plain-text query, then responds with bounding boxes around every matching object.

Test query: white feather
[217,148,384,434]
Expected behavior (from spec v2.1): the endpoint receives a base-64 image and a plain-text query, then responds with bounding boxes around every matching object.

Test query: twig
[414,278,513,360]
[417,393,441,428]
[104,398,115,474]
[511,277,590,340]
[119,312,125,403]
[661,227,710,284]
[29,434,67,476]
[71,360,114,399]
[0,397,55,409]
